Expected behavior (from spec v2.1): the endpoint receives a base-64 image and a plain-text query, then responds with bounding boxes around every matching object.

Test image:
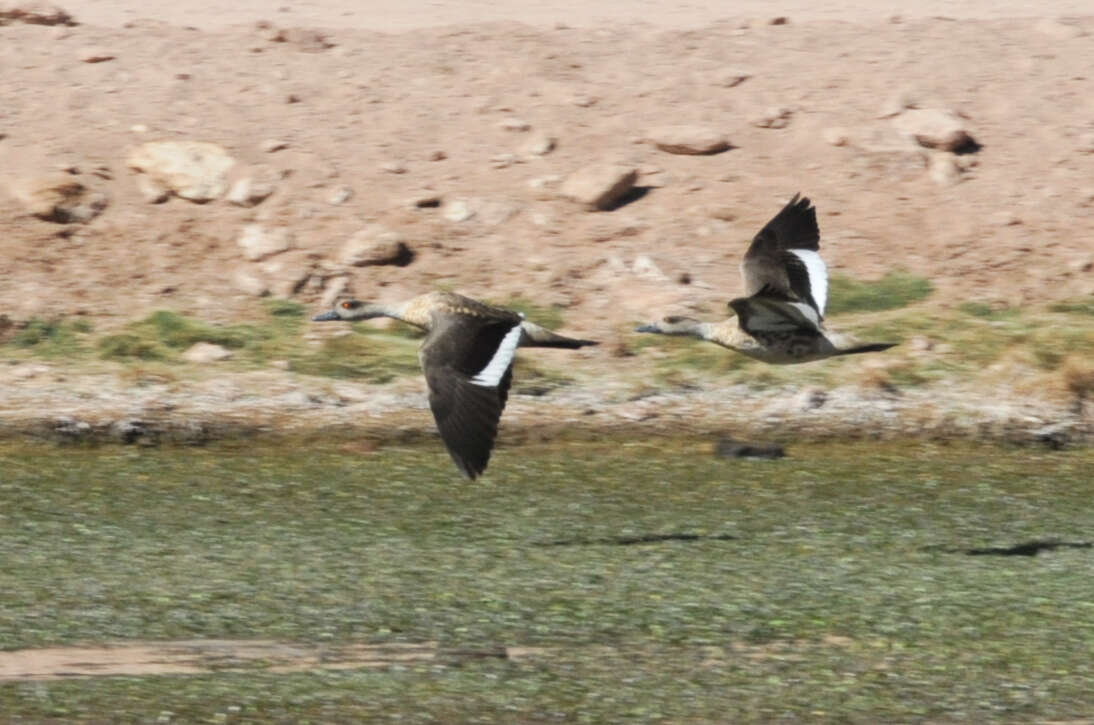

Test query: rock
[327,185,353,205]
[752,107,793,129]
[633,254,667,281]
[79,47,115,63]
[559,163,638,211]
[822,127,850,146]
[8,173,108,223]
[405,192,442,209]
[710,68,751,88]
[237,224,293,261]
[428,150,447,161]
[443,199,475,222]
[127,141,236,202]
[892,109,977,152]
[520,133,556,156]
[232,267,269,296]
[380,160,407,174]
[182,342,233,363]
[261,251,315,298]
[769,16,789,25]
[0,1,75,25]
[260,138,289,153]
[1035,17,1084,39]
[135,174,170,203]
[339,226,413,267]
[648,125,730,155]
[714,438,786,460]
[928,152,962,186]
[499,117,531,132]
[320,275,350,308]
[225,176,275,207]
[878,89,919,118]
[490,153,518,169]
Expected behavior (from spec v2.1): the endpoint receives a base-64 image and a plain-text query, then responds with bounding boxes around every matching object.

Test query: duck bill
[311,311,340,322]
[634,324,659,333]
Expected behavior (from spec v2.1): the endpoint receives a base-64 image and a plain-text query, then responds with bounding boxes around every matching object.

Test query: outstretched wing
[739,193,827,316]
[420,317,522,479]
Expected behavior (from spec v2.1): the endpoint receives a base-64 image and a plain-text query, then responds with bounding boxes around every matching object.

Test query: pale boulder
[8,173,108,223]
[237,224,294,262]
[126,141,236,202]
[648,125,730,155]
[559,163,638,210]
[339,226,413,267]
[892,109,977,152]
[182,342,233,363]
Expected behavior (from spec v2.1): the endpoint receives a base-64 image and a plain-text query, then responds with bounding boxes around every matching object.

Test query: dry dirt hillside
[2,3,1093,441]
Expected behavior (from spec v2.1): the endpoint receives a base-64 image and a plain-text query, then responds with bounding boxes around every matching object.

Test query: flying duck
[313,291,597,479]
[636,193,895,364]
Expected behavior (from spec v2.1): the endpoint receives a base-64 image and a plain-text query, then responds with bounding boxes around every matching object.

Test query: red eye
[341,302,351,309]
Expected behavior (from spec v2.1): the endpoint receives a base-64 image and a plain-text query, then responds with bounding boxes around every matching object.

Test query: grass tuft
[826,270,933,315]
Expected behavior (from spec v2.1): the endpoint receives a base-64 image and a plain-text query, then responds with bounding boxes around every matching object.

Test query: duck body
[636,194,895,364]
[313,291,596,479]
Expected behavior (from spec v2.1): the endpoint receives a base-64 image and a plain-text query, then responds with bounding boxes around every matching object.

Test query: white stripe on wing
[470,323,523,388]
[789,249,828,315]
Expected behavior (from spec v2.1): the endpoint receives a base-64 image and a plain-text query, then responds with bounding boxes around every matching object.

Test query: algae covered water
[2,439,1093,722]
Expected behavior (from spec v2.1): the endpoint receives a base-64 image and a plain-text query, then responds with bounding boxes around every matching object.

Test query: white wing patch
[470,323,523,388]
[790,249,828,315]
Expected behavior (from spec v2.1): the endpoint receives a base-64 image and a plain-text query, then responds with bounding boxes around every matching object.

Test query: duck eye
[341,301,352,309]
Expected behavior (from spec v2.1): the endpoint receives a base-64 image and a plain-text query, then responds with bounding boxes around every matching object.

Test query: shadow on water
[536,532,737,547]
[926,539,1093,557]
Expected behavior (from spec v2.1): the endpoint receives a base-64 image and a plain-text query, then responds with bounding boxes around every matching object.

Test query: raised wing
[739,193,826,316]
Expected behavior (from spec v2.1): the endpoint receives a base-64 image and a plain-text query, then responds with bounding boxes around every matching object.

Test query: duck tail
[834,342,897,356]
[519,322,598,349]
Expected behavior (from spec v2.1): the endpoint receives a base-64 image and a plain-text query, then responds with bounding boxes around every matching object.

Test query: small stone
[237,224,293,261]
[79,47,115,63]
[327,185,353,205]
[1035,17,1084,39]
[878,89,919,118]
[9,173,108,223]
[499,117,531,132]
[406,192,442,209]
[928,153,962,186]
[260,138,289,153]
[892,109,976,152]
[648,125,731,155]
[714,438,785,460]
[232,267,269,296]
[380,160,407,174]
[182,342,233,363]
[225,176,275,207]
[570,94,597,107]
[428,150,447,161]
[520,133,556,156]
[320,275,350,308]
[130,123,149,133]
[339,225,413,266]
[633,254,666,281]
[753,106,793,129]
[559,163,638,211]
[822,127,850,146]
[769,16,789,25]
[135,174,170,203]
[0,1,75,25]
[443,199,475,222]
[711,68,751,88]
[490,153,518,169]
[127,141,236,202]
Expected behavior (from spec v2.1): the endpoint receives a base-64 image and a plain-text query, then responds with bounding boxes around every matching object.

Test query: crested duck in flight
[636,193,895,364]
[313,291,597,479]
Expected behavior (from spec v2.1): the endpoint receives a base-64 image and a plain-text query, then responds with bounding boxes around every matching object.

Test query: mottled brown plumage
[637,194,895,364]
[313,291,597,479]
